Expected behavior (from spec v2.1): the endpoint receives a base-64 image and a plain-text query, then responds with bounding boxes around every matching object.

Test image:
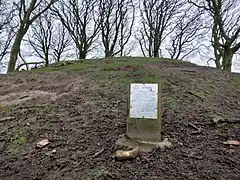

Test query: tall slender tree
[167,4,205,60]
[0,1,15,67]
[7,0,56,73]
[98,0,135,58]
[28,12,53,67]
[52,0,99,59]
[51,22,72,63]
[189,0,240,71]
[27,11,72,66]
[139,0,182,57]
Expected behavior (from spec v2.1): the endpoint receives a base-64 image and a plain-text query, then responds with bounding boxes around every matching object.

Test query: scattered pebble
[212,115,224,124]
[115,147,139,161]
[223,140,240,146]
[37,139,49,148]
[45,149,57,156]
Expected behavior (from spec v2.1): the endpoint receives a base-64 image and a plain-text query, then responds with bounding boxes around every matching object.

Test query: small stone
[27,123,30,126]
[212,115,225,124]
[159,138,172,148]
[115,147,139,161]
[45,149,56,156]
[37,139,49,148]
[223,140,240,146]
[178,142,184,146]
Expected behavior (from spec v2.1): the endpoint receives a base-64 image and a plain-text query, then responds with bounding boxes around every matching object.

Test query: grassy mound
[0,57,239,179]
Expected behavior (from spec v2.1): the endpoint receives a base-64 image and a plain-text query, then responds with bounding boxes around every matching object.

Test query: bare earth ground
[0,58,240,180]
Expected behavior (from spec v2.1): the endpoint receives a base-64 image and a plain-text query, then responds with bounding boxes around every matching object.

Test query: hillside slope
[0,57,240,180]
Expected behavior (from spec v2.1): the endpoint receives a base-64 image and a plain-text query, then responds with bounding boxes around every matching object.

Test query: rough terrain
[0,57,240,180]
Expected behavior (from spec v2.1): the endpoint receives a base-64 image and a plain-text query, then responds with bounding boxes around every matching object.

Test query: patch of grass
[0,142,6,153]
[29,57,197,77]
[31,66,57,73]
[101,61,140,72]
[87,167,109,180]
[107,56,188,65]
[61,63,95,72]
[187,90,207,101]
[31,62,94,73]
[102,63,120,71]
[231,76,240,93]
[62,175,68,180]
[118,69,159,84]
[165,96,181,109]
[6,130,28,155]
[0,105,12,115]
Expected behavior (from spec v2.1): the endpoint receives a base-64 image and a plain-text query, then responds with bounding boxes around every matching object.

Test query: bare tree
[98,0,135,58]
[52,0,99,60]
[167,4,205,60]
[139,0,183,57]
[189,0,240,71]
[27,11,71,66]
[0,1,15,67]
[7,0,57,73]
[51,22,72,63]
[28,12,53,67]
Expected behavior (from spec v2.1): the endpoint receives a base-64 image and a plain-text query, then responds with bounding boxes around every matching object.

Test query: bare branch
[52,0,99,59]
[139,0,183,57]
[98,0,135,58]
[191,0,240,71]
[7,0,57,72]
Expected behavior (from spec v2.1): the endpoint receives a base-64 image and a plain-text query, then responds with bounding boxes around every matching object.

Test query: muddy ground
[0,58,240,180]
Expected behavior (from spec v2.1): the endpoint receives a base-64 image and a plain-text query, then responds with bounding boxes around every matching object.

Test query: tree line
[0,0,239,73]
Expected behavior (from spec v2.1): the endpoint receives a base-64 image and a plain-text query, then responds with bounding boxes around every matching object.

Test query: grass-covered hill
[0,57,240,179]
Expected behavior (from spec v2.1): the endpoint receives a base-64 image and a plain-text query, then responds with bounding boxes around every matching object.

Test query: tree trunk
[120,48,123,57]
[56,54,61,63]
[222,50,233,72]
[214,59,221,69]
[105,49,113,58]
[214,52,222,69]
[78,50,86,59]
[7,33,24,72]
[45,56,49,67]
[153,39,159,57]
[153,49,159,57]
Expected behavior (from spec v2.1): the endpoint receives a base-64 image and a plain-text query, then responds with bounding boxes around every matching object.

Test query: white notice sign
[130,83,158,119]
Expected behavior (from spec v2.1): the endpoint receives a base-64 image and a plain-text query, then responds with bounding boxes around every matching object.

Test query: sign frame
[129,83,159,119]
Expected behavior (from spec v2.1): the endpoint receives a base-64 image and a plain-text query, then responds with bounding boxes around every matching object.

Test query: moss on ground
[6,130,28,155]
[87,167,109,180]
